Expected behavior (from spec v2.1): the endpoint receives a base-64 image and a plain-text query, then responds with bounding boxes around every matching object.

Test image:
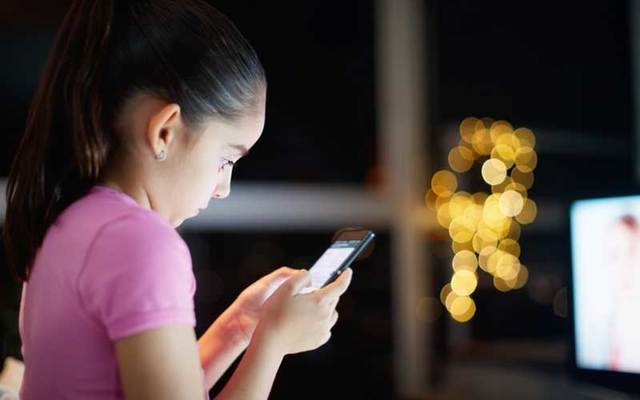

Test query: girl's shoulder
[55,185,184,250]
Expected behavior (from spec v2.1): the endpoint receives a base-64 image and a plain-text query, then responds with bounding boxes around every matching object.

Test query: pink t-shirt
[18,185,208,399]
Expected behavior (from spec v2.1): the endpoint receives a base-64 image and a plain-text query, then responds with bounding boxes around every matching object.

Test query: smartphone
[298,228,375,294]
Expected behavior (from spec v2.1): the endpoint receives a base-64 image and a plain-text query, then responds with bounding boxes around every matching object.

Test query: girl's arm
[115,321,284,400]
[197,306,250,391]
[115,325,205,400]
[212,324,284,400]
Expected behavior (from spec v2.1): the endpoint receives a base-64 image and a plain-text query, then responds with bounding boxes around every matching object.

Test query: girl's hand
[227,267,300,345]
[255,268,353,356]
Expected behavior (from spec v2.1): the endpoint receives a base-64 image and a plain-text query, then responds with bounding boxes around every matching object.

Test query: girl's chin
[172,217,186,228]
[171,209,200,228]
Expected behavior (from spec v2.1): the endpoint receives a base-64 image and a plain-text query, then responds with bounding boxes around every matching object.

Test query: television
[569,195,640,394]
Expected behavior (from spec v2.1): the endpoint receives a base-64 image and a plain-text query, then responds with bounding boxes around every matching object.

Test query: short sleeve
[77,212,197,341]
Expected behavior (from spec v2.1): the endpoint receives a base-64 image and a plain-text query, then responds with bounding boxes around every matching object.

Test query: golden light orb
[493,276,512,292]
[507,264,528,290]
[458,142,478,161]
[491,144,516,169]
[477,222,501,243]
[472,232,498,253]
[448,146,475,172]
[514,146,538,172]
[445,290,460,311]
[448,192,472,219]
[495,131,520,150]
[435,194,451,210]
[451,270,478,296]
[482,158,507,185]
[514,127,536,148]
[450,296,476,322]
[498,238,521,258]
[472,128,494,155]
[452,250,478,272]
[499,190,525,217]
[459,117,480,143]
[440,283,452,305]
[506,220,522,240]
[504,182,528,199]
[472,192,488,205]
[425,189,438,210]
[436,202,453,228]
[449,216,476,243]
[489,120,514,143]
[495,253,520,281]
[478,245,497,271]
[431,170,458,197]
[515,198,538,225]
[482,194,510,229]
[492,176,513,194]
[452,240,474,254]
[511,166,534,189]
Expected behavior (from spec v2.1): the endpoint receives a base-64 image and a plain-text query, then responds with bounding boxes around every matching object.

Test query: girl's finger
[316,268,353,301]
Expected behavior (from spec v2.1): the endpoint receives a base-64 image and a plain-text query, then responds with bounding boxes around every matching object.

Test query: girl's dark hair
[3,0,266,283]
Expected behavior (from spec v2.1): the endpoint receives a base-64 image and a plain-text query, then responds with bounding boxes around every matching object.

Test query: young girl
[2,1,352,399]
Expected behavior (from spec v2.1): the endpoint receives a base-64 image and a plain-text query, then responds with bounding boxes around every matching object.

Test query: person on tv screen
[606,214,640,373]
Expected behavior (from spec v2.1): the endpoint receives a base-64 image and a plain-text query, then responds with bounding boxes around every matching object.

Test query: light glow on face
[174,102,265,225]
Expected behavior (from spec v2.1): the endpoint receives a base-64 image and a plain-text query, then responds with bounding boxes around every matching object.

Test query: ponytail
[3,1,116,283]
[3,0,266,283]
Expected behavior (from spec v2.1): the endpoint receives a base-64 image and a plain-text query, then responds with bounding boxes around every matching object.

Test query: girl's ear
[146,102,182,158]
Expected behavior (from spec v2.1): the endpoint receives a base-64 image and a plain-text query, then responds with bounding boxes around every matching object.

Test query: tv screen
[570,195,640,392]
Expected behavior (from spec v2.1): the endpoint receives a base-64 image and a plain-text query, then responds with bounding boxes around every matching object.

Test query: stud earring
[156,149,167,161]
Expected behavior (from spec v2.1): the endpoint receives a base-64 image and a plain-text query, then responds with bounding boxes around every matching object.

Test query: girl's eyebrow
[229,143,249,156]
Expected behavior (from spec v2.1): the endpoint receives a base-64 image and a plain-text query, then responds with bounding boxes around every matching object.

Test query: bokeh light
[425,189,438,210]
[478,245,497,272]
[515,198,538,225]
[436,203,452,228]
[499,190,524,217]
[481,158,507,185]
[493,276,512,292]
[431,170,458,197]
[506,220,522,240]
[495,253,520,281]
[449,216,476,243]
[489,120,513,143]
[452,250,478,272]
[450,296,476,322]
[491,176,512,194]
[511,166,534,189]
[514,127,536,148]
[472,232,497,253]
[451,270,478,296]
[428,117,537,322]
[507,264,528,289]
[452,240,474,254]
[448,146,475,172]
[491,144,515,169]
[472,128,493,155]
[440,283,452,305]
[498,238,521,257]
[459,117,479,143]
[514,146,538,172]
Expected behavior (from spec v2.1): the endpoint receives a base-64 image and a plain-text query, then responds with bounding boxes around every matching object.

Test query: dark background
[1,1,637,399]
